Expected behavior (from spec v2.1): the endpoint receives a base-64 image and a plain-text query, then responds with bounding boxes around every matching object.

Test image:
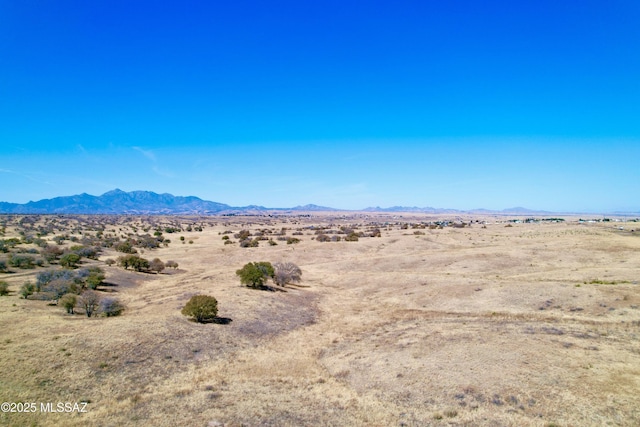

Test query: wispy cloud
[132,146,175,178]
[132,146,157,162]
[0,168,54,186]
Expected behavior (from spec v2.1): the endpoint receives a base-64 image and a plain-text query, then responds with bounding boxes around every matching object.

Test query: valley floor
[1,214,639,426]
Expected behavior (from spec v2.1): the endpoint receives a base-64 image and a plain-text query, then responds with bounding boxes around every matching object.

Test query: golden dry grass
[1,214,639,426]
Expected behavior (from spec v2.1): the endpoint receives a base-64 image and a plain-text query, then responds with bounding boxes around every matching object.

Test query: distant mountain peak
[102,188,126,196]
[0,189,231,214]
[290,204,338,211]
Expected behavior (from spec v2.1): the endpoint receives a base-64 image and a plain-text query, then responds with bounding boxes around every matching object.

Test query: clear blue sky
[1,1,639,212]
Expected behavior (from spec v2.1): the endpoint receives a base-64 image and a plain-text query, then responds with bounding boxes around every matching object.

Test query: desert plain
[0,213,639,426]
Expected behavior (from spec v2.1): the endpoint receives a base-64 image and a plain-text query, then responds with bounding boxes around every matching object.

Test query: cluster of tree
[0,238,21,253]
[235,261,302,289]
[59,290,124,317]
[180,261,303,325]
[13,265,123,317]
[23,266,107,301]
[114,233,167,253]
[0,238,103,272]
[6,253,43,269]
[114,255,177,273]
[116,254,150,271]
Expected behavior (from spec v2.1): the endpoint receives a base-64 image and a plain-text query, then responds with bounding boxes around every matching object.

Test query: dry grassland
[1,214,639,426]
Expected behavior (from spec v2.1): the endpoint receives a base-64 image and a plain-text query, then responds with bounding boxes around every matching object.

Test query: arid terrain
[1,213,639,426]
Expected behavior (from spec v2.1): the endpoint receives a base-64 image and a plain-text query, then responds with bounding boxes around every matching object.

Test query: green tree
[181,295,218,323]
[8,254,36,269]
[117,254,150,272]
[60,253,81,268]
[60,293,77,314]
[19,282,35,299]
[115,241,137,254]
[0,281,9,296]
[85,267,105,290]
[236,262,274,289]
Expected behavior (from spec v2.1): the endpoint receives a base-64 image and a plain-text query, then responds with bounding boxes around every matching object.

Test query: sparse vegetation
[0,214,639,426]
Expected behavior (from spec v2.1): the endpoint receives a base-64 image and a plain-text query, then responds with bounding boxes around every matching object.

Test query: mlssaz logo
[40,402,89,413]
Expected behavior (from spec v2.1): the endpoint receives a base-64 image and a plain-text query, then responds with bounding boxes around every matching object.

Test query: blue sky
[1,1,639,212]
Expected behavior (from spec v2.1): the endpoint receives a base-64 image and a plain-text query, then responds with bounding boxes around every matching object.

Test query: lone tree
[79,290,101,317]
[236,262,274,289]
[181,295,218,323]
[273,262,302,287]
[19,282,35,299]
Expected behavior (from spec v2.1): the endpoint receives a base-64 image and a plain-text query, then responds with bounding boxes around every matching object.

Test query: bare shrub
[273,262,302,287]
[79,290,101,317]
[344,232,359,242]
[316,233,330,242]
[45,278,79,303]
[239,238,259,248]
[234,230,251,240]
[149,258,165,274]
[100,297,125,317]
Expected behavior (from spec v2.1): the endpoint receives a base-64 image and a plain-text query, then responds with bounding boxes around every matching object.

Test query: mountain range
[0,189,615,215]
[0,189,339,214]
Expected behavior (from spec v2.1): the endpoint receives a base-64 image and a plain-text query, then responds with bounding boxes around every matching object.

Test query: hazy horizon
[1,187,639,215]
[2,2,639,212]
